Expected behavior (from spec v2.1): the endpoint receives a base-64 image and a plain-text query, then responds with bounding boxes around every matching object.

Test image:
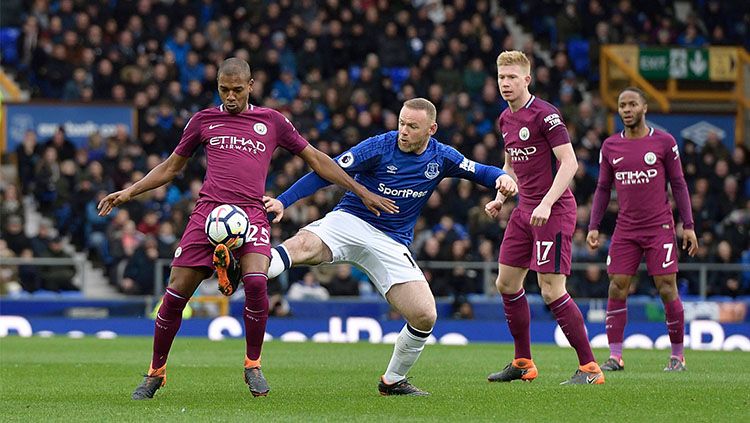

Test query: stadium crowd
[1,0,748,301]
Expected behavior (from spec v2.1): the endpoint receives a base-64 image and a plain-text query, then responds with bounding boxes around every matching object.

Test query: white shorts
[301,210,426,296]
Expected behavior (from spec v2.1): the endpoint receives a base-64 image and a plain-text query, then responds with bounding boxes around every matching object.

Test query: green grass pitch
[1,337,748,422]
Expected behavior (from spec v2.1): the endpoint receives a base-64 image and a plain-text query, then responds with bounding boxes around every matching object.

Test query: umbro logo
[386,165,398,174]
[209,123,225,129]
[613,157,624,164]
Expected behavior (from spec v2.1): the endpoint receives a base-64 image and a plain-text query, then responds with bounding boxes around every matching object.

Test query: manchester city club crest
[644,152,657,165]
[424,162,440,179]
[519,127,530,141]
[253,122,268,135]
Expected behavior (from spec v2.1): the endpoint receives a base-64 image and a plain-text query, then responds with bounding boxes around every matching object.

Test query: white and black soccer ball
[205,204,249,250]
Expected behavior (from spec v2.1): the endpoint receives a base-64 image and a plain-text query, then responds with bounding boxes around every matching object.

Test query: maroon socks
[151,287,189,369]
[549,292,596,365]
[605,298,627,359]
[501,288,532,360]
[243,273,269,362]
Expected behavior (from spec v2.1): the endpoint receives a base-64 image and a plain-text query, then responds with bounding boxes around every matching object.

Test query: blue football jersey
[279,131,504,246]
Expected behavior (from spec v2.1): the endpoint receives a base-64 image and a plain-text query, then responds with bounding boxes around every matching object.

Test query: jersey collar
[620,126,654,138]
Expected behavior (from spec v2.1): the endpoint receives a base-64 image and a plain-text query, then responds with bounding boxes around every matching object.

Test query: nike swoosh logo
[662,260,674,268]
[209,124,224,129]
[502,132,508,138]
[586,374,600,384]
[537,259,550,266]
[613,157,624,164]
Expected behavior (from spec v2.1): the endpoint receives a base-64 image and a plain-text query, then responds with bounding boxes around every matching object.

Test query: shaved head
[218,57,252,82]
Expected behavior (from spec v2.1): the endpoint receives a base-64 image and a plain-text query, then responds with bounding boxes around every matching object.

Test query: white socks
[383,324,432,384]
[267,245,291,279]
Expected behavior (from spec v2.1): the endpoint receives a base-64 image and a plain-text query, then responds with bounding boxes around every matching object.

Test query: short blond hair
[404,98,437,123]
[496,50,531,74]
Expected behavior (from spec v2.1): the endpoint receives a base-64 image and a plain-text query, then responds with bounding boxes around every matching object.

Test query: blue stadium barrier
[1,316,748,351]
[3,297,748,324]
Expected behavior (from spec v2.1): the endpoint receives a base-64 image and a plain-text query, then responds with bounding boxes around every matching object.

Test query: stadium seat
[349,65,362,82]
[567,39,590,78]
[0,27,20,66]
[384,67,410,91]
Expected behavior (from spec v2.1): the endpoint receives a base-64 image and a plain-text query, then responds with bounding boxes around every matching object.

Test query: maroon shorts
[499,208,575,275]
[171,200,271,269]
[607,226,678,276]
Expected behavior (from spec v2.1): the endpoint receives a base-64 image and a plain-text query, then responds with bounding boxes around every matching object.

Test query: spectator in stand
[0,186,25,234]
[15,130,42,196]
[571,264,609,299]
[39,237,78,292]
[3,216,32,256]
[121,236,160,295]
[45,126,76,162]
[709,240,741,297]
[327,265,360,297]
[287,271,330,301]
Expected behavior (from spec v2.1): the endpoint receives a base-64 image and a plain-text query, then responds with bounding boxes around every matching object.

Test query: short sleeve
[539,108,570,148]
[174,112,203,157]
[333,133,385,173]
[275,111,309,154]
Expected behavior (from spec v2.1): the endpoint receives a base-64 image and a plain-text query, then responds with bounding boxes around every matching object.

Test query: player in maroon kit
[97,58,397,399]
[485,51,604,385]
[587,87,698,372]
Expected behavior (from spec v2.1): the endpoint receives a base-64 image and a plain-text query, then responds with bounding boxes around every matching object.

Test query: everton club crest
[424,162,440,179]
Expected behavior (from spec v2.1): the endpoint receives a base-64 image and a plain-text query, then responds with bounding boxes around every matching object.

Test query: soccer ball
[205,204,249,250]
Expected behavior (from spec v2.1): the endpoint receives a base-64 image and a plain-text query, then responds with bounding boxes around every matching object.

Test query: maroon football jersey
[589,127,694,232]
[497,95,577,215]
[174,104,309,208]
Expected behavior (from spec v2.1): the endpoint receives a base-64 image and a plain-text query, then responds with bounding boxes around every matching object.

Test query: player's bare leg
[488,265,538,382]
[538,273,604,385]
[379,281,435,396]
[133,266,209,399]
[654,273,686,371]
[267,230,333,278]
[239,252,273,396]
[602,274,632,371]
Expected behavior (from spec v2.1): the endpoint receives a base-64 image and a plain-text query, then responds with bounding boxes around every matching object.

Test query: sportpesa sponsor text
[377,183,429,198]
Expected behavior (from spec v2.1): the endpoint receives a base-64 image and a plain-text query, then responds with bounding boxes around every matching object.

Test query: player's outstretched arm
[97,153,188,216]
[296,145,398,216]
[531,143,577,226]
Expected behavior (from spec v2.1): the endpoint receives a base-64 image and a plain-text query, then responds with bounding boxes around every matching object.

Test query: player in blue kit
[262,98,518,395]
